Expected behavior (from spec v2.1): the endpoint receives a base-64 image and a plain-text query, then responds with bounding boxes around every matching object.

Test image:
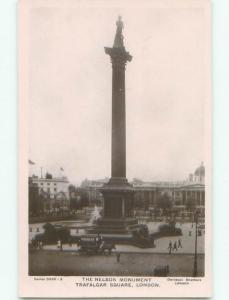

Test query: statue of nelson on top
[113,15,125,49]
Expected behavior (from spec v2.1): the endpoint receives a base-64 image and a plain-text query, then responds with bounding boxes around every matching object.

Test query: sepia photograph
[19,0,212,297]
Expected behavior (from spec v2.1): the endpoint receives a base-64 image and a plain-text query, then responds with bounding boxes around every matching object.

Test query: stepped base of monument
[86,218,155,248]
[87,217,140,235]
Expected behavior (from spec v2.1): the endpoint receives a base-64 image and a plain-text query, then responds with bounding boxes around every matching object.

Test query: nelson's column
[91,17,139,234]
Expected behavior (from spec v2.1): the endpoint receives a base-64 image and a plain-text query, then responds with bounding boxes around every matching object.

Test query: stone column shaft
[111,60,126,178]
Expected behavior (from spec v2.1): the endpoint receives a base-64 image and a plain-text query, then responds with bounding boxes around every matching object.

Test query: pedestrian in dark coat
[173,241,177,251]
[168,241,172,254]
[178,239,182,248]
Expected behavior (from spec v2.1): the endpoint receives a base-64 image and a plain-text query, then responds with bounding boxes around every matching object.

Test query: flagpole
[28,159,36,177]
[59,167,64,178]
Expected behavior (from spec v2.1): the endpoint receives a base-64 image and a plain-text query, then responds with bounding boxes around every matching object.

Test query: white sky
[28,4,207,185]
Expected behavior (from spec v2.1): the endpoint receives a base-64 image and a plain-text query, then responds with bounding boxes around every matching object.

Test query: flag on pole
[28,159,35,165]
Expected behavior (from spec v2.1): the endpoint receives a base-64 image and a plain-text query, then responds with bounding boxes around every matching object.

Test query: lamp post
[193,210,199,277]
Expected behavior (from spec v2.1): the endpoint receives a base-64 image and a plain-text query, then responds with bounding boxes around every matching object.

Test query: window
[54,188,57,192]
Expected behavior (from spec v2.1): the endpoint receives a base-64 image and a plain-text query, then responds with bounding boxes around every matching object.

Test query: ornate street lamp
[193,210,199,277]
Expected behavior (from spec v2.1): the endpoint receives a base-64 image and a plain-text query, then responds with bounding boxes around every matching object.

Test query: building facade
[31,174,70,214]
[133,163,205,219]
[80,178,109,204]
[80,163,205,219]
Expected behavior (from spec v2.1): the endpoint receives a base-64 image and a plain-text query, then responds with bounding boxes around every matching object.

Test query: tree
[185,198,196,221]
[133,193,145,209]
[68,184,76,193]
[29,178,43,216]
[185,198,195,213]
[156,193,173,216]
[69,185,79,210]
[79,189,89,207]
[69,186,90,210]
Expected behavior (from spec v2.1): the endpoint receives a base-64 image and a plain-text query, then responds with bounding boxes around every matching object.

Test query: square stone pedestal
[88,179,139,234]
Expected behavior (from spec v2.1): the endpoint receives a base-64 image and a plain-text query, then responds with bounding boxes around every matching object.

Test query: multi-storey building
[31,174,70,213]
[80,178,109,204]
[75,163,205,218]
[133,163,205,218]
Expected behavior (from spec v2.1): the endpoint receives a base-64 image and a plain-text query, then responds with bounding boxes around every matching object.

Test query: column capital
[105,47,132,71]
[105,47,132,62]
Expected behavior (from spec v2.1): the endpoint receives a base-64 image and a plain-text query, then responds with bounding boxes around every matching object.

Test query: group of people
[30,238,43,250]
[168,239,182,254]
[188,222,204,236]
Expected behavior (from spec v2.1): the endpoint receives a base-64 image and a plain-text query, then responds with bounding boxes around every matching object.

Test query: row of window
[136,190,205,199]
[39,182,57,186]
[40,187,57,193]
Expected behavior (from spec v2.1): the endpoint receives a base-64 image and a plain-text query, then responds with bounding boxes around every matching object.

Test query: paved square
[29,251,204,277]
